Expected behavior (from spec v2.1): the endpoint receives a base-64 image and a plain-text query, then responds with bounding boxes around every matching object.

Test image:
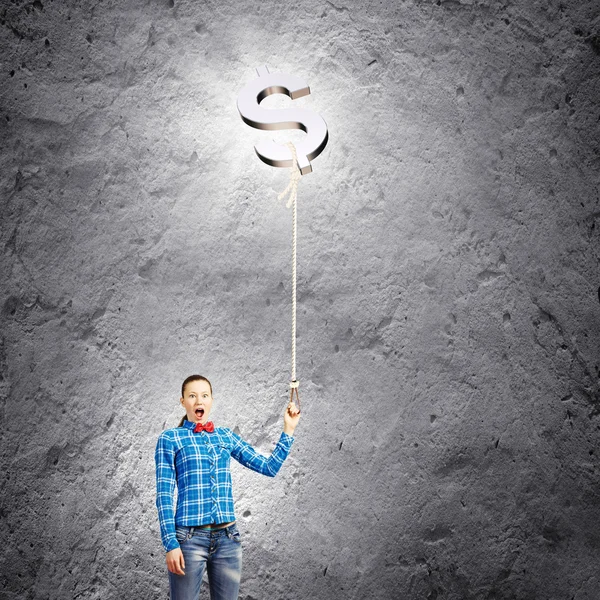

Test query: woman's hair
[178,374,213,427]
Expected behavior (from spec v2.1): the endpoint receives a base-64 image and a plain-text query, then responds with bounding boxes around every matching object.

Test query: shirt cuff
[280,431,295,444]
[164,537,180,553]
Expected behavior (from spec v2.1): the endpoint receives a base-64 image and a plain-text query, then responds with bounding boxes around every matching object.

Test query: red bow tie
[194,421,214,433]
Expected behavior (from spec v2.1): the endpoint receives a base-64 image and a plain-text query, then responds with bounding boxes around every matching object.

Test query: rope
[277,142,302,410]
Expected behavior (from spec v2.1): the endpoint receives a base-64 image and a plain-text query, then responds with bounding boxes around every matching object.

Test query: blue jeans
[169,523,243,600]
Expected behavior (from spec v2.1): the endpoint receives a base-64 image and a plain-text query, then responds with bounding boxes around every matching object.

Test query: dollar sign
[237,65,329,175]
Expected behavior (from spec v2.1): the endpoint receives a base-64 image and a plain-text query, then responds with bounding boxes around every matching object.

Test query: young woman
[155,374,301,600]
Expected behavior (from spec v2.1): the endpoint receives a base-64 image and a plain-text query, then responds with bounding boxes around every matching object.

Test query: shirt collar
[182,419,215,430]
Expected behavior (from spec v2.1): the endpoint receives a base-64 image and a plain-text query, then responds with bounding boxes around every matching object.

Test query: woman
[155,374,300,599]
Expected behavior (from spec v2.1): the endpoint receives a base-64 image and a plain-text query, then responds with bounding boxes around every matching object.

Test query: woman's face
[180,379,213,424]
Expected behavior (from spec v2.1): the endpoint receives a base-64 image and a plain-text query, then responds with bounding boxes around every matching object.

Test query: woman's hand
[166,547,185,575]
[283,400,301,435]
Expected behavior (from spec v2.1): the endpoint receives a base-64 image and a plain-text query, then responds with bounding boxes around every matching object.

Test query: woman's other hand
[166,547,185,575]
[283,400,301,435]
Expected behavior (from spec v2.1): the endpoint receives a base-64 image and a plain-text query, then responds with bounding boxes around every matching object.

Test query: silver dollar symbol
[237,65,329,175]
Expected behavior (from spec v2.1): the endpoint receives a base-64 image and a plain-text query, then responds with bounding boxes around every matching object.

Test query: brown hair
[178,375,213,427]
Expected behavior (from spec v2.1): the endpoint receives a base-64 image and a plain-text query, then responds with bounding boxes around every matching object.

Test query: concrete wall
[1,0,599,598]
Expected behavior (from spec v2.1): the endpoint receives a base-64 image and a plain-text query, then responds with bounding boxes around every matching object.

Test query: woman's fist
[283,400,301,435]
[166,547,185,575]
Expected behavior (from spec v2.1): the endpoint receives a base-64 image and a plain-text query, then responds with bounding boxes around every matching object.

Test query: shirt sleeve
[229,430,294,477]
[155,432,179,552]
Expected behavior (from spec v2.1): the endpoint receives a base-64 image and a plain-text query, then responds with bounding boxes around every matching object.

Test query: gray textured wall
[1,0,599,599]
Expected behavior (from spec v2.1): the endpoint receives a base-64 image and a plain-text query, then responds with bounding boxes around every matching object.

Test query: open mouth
[195,408,204,420]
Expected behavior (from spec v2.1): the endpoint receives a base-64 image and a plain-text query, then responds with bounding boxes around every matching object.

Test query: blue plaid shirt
[155,419,294,552]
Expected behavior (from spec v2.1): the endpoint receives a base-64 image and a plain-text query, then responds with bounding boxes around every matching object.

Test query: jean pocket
[230,528,242,544]
[175,527,188,544]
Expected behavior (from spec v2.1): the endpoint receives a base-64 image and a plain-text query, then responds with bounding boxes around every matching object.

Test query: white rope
[277,142,301,391]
